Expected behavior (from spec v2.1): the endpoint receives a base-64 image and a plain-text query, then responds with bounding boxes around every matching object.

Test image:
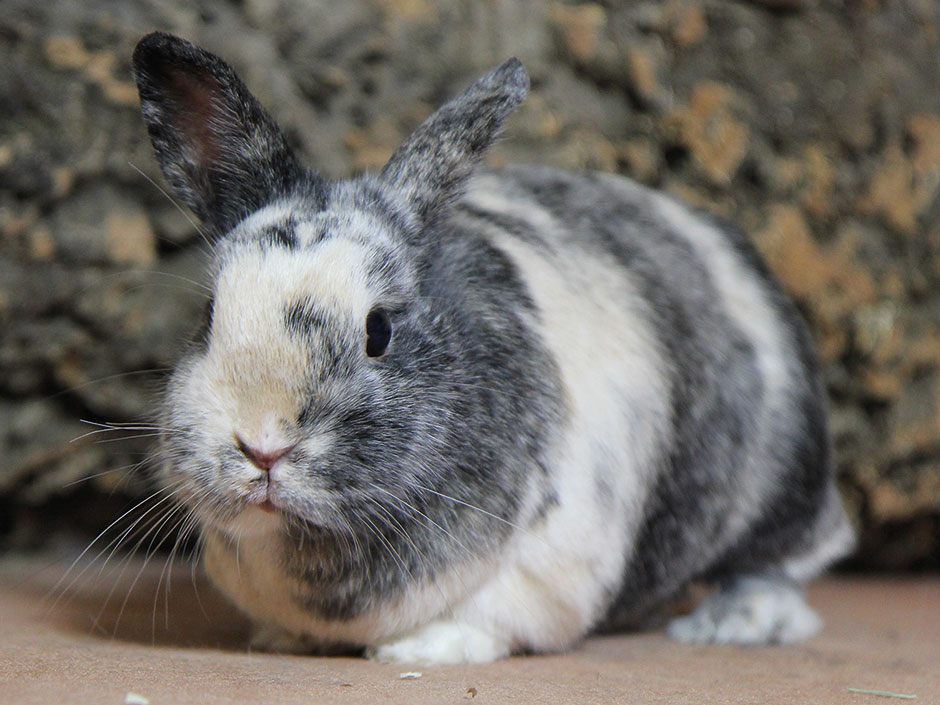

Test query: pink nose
[235,437,293,471]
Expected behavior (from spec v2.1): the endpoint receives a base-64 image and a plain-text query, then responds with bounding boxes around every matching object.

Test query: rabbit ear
[380,58,529,225]
[133,32,311,232]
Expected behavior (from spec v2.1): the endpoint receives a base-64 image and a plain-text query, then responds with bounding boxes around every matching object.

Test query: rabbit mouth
[243,478,283,514]
[244,494,278,514]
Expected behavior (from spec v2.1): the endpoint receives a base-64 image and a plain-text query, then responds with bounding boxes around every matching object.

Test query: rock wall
[1,0,938,568]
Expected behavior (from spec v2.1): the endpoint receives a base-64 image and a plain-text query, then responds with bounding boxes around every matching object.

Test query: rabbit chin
[224,504,284,538]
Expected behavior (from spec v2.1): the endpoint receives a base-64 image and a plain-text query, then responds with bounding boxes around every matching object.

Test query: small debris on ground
[124,693,150,705]
[398,671,422,680]
[465,686,478,698]
[848,688,917,700]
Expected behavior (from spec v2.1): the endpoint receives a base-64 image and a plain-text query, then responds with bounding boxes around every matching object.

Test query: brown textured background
[1,0,938,570]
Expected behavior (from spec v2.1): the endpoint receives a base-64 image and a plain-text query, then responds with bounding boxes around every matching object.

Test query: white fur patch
[667,576,822,645]
[446,176,671,653]
[203,527,502,649]
[232,200,299,236]
[206,236,373,446]
[367,619,508,665]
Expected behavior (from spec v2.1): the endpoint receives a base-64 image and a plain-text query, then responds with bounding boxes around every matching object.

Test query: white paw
[667,576,822,646]
[367,620,509,665]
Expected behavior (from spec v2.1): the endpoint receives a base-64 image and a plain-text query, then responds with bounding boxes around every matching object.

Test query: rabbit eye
[365,307,391,357]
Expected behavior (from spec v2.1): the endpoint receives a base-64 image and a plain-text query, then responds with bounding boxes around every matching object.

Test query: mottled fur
[133,33,854,665]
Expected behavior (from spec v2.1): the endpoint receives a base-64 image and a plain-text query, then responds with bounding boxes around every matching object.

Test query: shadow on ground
[6,553,250,651]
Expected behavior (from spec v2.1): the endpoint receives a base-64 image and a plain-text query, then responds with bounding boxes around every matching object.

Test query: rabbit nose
[235,436,294,471]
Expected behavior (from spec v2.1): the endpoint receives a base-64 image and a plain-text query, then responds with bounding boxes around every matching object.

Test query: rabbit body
[134,33,854,665]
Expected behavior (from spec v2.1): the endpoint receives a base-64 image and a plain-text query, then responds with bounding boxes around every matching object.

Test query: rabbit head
[133,33,555,565]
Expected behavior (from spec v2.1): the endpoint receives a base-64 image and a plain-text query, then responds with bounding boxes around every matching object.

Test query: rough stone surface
[1,0,938,569]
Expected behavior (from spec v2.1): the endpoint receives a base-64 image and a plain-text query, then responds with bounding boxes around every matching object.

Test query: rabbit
[132,31,855,665]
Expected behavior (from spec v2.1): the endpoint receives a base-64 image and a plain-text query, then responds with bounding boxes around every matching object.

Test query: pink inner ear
[165,69,225,167]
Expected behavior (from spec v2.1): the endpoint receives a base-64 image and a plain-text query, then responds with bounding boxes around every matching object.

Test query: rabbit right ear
[133,33,313,233]
[380,59,529,227]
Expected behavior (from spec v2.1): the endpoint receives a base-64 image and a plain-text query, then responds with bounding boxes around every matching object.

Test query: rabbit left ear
[133,32,314,233]
[380,58,529,226]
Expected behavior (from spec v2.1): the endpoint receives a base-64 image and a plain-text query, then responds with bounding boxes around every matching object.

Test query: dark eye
[365,307,392,357]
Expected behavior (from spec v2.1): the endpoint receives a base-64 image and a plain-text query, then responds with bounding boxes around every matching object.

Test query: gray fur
[132,33,327,234]
[459,166,841,628]
[381,58,529,226]
[134,33,854,659]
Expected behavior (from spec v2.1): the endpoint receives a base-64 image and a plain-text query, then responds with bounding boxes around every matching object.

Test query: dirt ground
[0,554,936,705]
[3,0,940,574]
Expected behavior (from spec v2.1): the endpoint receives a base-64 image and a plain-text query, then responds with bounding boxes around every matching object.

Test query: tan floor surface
[0,554,937,705]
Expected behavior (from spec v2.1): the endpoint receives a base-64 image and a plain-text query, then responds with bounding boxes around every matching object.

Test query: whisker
[370,486,475,561]
[46,483,184,607]
[358,510,414,584]
[71,423,173,444]
[361,493,479,648]
[364,497,422,564]
[90,486,187,583]
[117,269,212,293]
[78,420,155,430]
[122,282,211,300]
[411,483,522,531]
[189,533,210,621]
[62,505,174,631]
[40,368,171,403]
[100,500,191,638]
[152,505,198,638]
[128,160,211,249]
[61,462,140,489]
[91,433,171,445]
[49,479,197,619]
